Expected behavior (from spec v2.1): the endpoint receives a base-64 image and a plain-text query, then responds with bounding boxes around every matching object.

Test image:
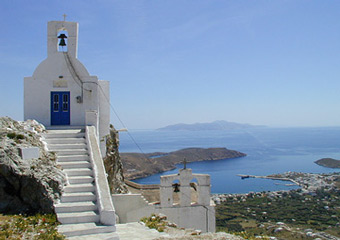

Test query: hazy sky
[1,1,340,129]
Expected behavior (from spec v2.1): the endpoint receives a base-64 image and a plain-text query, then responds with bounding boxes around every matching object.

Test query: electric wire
[75,79,148,159]
[96,83,150,160]
[63,52,92,92]
[87,79,149,160]
[63,52,148,159]
[63,52,82,88]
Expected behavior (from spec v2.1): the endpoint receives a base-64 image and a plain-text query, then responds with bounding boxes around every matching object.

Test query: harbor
[237,172,340,193]
[237,174,300,186]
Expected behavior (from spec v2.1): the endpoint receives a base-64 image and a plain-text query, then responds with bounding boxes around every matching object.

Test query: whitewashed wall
[112,194,216,232]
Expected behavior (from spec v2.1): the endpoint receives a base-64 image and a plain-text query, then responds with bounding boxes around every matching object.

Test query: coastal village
[1,16,340,240]
[213,171,340,205]
[213,172,340,239]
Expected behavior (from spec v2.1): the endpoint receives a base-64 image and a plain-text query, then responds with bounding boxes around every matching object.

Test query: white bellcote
[47,21,78,58]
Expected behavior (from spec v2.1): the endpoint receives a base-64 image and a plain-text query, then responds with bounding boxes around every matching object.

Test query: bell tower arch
[47,21,78,58]
[57,30,68,52]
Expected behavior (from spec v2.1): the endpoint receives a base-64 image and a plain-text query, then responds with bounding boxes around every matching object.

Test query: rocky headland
[121,147,246,179]
[315,158,340,168]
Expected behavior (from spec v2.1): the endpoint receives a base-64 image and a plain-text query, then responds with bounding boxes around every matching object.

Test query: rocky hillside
[0,117,66,214]
[121,148,246,180]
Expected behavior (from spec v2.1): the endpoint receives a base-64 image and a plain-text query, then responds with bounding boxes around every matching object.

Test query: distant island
[157,120,266,131]
[121,147,246,180]
[315,158,340,168]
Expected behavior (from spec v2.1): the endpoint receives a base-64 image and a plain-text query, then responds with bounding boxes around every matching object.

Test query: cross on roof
[183,158,187,169]
[63,14,67,21]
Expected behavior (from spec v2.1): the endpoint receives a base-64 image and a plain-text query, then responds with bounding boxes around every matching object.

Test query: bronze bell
[173,183,180,193]
[58,33,67,46]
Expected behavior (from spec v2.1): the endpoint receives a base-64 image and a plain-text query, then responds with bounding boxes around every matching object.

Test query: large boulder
[0,117,66,214]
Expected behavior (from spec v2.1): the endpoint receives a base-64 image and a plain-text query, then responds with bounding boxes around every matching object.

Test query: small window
[62,94,68,111]
[53,95,59,112]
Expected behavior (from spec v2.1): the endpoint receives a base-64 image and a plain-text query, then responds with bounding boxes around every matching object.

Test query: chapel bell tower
[24,20,110,154]
[47,21,78,58]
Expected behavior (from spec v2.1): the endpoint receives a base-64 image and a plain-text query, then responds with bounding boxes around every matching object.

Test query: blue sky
[1,1,340,129]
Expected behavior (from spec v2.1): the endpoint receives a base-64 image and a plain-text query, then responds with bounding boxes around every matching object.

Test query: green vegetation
[6,132,25,140]
[216,189,340,239]
[0,213,65,240]
[140,214,177,232]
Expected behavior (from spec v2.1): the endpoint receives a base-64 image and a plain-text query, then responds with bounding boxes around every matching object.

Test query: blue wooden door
[51,91,70,125]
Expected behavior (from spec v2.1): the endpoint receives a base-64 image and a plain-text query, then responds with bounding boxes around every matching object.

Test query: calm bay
[119,127,340,194]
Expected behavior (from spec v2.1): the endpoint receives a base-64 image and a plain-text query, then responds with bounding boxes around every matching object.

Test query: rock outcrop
[0,117,66,214]
[104,125,128,194]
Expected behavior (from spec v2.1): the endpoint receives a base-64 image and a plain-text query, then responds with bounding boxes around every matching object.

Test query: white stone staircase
[43,129,118,238]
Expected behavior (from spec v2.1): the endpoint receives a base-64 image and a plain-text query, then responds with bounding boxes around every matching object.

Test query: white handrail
[86,126,116,226]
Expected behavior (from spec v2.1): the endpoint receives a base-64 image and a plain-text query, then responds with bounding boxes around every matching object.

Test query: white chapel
[24,20,110,154]
[22,19,216,238]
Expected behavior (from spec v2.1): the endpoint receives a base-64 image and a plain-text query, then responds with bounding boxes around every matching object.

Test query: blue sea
[119,127,340,194]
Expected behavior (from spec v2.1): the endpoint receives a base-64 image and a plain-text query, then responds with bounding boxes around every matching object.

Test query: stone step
[57,211,100,224]
[48,143,87,150]
[65,168,93,177]
[64,183,95,193]
[55,149,88,156]
[44,138,86,144]
[55,201,97,213]
[61,192,96,202]
[67,233,119,240]
[43,132,85,139]
[59,161,91,169]
[57,155,90,162]
[58,223,117,238]
[45,127,84,132]
[68,176,94,184]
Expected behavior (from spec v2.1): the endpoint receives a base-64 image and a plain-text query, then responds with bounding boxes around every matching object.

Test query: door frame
[51,91,71,125]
